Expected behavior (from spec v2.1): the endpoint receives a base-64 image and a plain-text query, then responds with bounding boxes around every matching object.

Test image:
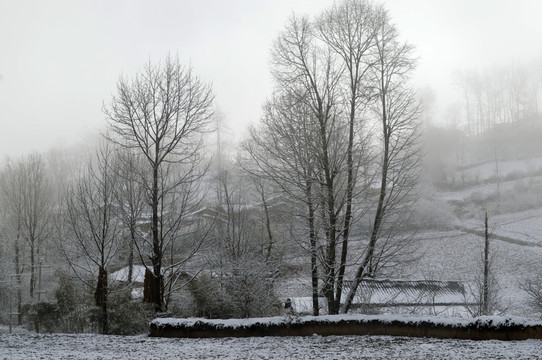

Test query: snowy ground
[462,207,542,246]
[403,228,542,317]
[1,331,541,359]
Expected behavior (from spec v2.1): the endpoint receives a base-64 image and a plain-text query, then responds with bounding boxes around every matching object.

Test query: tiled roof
[343,279,472,306]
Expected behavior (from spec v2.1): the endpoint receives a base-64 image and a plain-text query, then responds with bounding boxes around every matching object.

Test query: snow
[462,208,542,246]
[0,331,540,359]
[435,155,542,205]
[454,156,542,184]
[436,175,542,203]
[401,227,542,317]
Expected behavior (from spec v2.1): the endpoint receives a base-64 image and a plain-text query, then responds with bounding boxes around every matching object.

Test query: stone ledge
[149,314,542,340]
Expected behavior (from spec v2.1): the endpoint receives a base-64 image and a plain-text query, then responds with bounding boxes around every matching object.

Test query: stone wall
[149,315,542,340]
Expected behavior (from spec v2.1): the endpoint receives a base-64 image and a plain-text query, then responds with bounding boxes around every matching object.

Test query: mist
[1,0,542,159]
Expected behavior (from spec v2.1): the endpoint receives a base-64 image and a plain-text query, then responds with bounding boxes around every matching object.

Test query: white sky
[1,0,541,159]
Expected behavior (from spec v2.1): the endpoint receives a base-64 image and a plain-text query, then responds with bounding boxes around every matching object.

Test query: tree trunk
[14,233,23,324]
[150,162,163,312]
[144,267,163,312]
[128,225,135,284]
[319,112,339,315]
[95,267,108,334]
[482,212,489,315]
[260,186,274,263]
[306,181,319,316]
[30,240,35,299]
[336,91,357,314]
[341,83,390,314]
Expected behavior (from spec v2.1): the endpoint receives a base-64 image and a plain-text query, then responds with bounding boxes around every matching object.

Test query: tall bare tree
[0,155,51,300]
[61,144,122,334]
[19,154,51,299]
[111,149,146,285]
[104,55,214,312]
[243,91,323,315]
[273,13,357,315]
[341,13,421,313]
[316,0,382,311]
[246,2,420,315]
[246,1,421,316]
[466,212,501,317]
[0,161,25,321]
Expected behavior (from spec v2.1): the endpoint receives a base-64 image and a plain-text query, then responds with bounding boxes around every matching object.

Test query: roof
[109,265,148,284]
[342,279,472,306]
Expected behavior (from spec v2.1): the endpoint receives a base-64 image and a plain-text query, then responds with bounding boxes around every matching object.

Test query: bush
[521,274,542,318]
[223,267,282,318]
[19,273,153,334]
[55,273,92,333]
[188,261,283,320]
[107,287,153,335]
[21,302,60,333]
[188,273,235,319]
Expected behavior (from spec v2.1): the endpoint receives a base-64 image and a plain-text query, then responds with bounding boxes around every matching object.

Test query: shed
[342,279,476,310]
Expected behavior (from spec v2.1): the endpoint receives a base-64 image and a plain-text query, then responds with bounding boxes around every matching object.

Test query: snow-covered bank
[1,332,541,359]
[150,314,542,340]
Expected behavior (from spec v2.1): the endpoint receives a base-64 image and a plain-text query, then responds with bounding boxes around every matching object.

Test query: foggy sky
[1,0,541,159]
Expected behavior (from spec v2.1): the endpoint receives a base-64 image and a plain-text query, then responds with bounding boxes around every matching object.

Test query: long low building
[287,279,477,316]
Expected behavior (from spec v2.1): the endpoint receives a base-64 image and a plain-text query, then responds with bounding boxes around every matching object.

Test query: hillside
[277,124,542,319]
[407,129,542,318]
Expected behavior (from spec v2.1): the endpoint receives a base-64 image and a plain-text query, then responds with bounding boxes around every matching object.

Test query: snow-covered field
[1,331,541,359]
[464,208,542,246]
[403,228,542,317]
[452,156,542,185]
[405,156,542,317]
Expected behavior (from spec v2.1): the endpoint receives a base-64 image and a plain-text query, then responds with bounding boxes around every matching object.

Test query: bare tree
[104,55,214,312]
[206,171,282,318]
[0,161,26,322]
[316,0,382,312]
[482,212,490,315]
[273,13,356,315]
[247,2,420,315]
[243,90,324,315]
[0,155,51,301]
[19,154,51,299]
[341,13,421,313]
[111,149,146,285]
[465,212,503,317]
[61,144,123,334]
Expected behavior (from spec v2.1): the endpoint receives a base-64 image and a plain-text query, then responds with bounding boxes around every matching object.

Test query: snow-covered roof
[109,265,148,284]
[343,279,472,306]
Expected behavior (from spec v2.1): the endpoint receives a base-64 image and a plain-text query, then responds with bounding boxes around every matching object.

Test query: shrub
[107,287,153,335]
[188,263,282,320]
[21,302,60,333]
[55,273,92,333]
[521,274,542,318]
[187,273,234,319]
